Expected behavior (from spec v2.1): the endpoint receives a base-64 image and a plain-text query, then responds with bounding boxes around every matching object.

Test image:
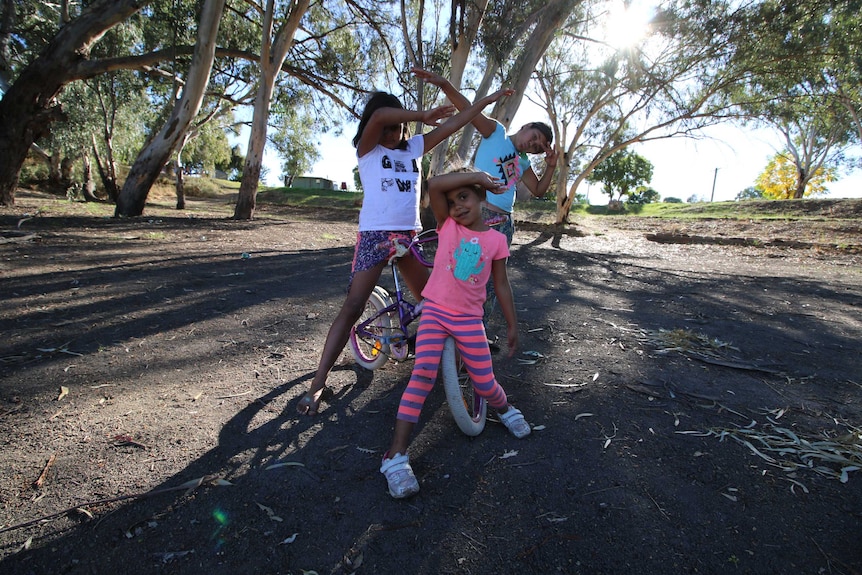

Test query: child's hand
[543,144,559,168]
[483,88,515,105]
[506,325,518,358]
[412,67,447,87]
[422,104,456,126]
[475,172,507,195]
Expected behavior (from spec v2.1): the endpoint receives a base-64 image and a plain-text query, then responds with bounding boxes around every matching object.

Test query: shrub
[183,177,222,198]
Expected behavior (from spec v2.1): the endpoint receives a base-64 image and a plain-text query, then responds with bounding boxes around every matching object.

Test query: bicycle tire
[349,286,395,370]
[441,336,487,436]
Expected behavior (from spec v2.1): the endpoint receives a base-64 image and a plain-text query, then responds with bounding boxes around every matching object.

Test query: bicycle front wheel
[349,286,395,370]
[441,336,487,436]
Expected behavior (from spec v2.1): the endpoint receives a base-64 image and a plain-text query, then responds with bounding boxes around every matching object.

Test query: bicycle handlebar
[388,229,438,266]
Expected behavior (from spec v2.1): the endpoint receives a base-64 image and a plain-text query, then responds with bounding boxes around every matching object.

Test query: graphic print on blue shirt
[494,151,522,190]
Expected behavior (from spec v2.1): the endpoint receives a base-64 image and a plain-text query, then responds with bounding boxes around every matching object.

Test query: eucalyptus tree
[65,21,154,202]
[115,0,226,216]
[0,0,155,206]
[269,85,320,187]
[422,0,580,173]
[45,69,153,202]
[729,0,859,198]
[535,0,753,223]
[230,0,410,218]
[231,0,310,219]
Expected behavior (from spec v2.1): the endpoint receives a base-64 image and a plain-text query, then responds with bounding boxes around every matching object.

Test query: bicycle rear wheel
[441,336,487,436]
[349,286,395,370]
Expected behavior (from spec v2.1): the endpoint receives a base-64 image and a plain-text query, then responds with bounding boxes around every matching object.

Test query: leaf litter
[679,422,862,484]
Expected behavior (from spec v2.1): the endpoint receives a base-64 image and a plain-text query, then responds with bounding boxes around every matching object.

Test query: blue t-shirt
[473,122,532,213]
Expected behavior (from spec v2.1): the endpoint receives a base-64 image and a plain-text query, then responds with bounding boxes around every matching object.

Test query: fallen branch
[690,353,782,375]
[33,454,57,489]
[0,475,223,536]
[0,233,40,244]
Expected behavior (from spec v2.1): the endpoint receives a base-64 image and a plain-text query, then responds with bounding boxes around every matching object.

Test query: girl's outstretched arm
[491,259,518,358]
[421,88,514,153]
[356,104,455,157]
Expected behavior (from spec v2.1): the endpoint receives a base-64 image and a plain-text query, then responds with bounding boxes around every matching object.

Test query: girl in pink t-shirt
[380,169,532,499]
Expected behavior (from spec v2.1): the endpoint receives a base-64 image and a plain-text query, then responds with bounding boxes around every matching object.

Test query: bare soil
[1,192,861,575]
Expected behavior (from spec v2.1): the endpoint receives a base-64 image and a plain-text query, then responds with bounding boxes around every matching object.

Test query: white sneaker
[499,406,531,438]
[380,452,419,498]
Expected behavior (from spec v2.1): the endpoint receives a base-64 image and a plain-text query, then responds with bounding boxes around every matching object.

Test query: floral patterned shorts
[349,230,417,288]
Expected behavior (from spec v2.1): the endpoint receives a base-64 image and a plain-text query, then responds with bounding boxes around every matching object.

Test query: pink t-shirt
[422,217,510,317]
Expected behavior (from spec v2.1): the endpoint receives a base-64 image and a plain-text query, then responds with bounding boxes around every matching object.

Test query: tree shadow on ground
[1,218,860,574]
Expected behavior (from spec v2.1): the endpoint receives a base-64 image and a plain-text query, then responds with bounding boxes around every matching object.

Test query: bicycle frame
[352,230,436,358]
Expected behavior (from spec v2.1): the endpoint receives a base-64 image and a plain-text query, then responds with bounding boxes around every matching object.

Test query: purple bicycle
[348,229,487,436]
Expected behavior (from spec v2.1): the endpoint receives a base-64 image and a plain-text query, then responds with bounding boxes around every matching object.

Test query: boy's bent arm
[491,259,518,357]
[413,68,498,139]
[421,89,511,153]
[520,165,555,198]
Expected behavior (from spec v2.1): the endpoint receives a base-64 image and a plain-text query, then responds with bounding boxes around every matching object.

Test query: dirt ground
[1,192,861,575]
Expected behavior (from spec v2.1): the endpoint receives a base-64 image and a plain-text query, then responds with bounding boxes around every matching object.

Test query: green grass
[256,186,362,210]
[511,197,860,222]
[20,177,857,224]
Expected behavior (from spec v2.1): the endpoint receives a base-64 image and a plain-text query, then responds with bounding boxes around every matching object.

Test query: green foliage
[664,197,683,203]
[735,186,764,201]
[587,150,654,201]
[353,166,362,193]
[729,0,859,187]
[18,159,49,185]
[221,146,245,181]
[627,186,660,206]
[184,120,232,175]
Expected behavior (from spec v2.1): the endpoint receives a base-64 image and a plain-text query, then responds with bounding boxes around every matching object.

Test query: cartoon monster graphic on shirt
[451,237,485,283]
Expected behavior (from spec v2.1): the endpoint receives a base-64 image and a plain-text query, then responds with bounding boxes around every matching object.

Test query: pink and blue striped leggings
[396,301,508,423]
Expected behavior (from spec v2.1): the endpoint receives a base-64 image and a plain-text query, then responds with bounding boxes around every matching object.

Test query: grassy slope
[15,177,860,223]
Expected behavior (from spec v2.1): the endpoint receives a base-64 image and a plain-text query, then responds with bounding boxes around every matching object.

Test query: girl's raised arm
[356,105,455,157]
[427,171,505,227]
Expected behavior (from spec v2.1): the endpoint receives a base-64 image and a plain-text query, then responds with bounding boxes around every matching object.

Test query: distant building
[288,176,337,190]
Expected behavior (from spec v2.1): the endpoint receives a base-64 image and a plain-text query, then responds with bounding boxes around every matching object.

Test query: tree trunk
[49,153,63,187]
[60,156,74,184]
[81,150,99,202]
[92,135,119,202]
[496,0,578,126]
[233,0,310,220]
[115,0,225,217]
[0,0,152,206]
[175,163,186,210]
